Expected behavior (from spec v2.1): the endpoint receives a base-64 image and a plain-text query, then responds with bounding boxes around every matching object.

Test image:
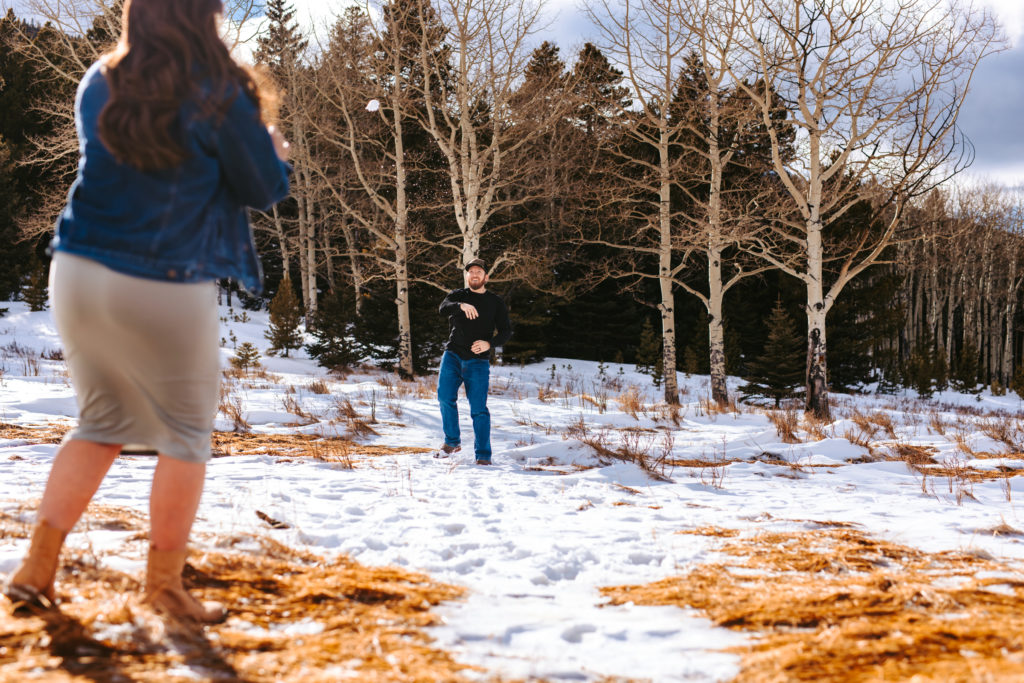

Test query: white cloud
[288,0,351,35]
[981,0,1024,43]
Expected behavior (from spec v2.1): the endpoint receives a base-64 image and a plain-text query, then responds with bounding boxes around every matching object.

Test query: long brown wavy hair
[98,0,276,171]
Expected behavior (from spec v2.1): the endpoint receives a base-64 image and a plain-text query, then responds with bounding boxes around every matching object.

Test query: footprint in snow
[561,623,597,643]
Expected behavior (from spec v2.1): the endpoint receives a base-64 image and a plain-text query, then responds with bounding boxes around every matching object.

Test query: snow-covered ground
[2,300,1024,681]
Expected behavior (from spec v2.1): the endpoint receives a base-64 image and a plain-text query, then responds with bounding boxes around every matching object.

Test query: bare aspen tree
[671,0,781,405]
[585,0,694,404]
[302,4,429,378]
[413,0,549,270]
[997,194,1024,385]
[898,185,1024,390]
[727,0,1001,418]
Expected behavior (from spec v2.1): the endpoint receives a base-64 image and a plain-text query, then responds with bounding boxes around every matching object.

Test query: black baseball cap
[464,258,486,271]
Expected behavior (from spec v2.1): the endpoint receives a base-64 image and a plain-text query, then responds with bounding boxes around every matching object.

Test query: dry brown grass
[616,387,644,420]
[980,416,1023,452]
[661,457,745,468]
[577,428,673,482]
[332,397,381,439]
[886,442,938,466]
[0,424,424,464]
[307,378,330,395]
[0,506,472,683]
[602,525,1024,682]
[281,394,318,425]
[928,410,949,436]
[210,431,426,462]
[700,396,740,416]
[848,409,880,440]
[0,422,71,444]
[802,413,830,441]
[413,377,437,400]
[219,395,251,432]
[767,409,801,444]
[865,411,898,439]
[677,526,740,538]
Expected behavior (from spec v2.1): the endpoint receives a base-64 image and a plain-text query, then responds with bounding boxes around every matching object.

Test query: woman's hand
[268,125,290,161]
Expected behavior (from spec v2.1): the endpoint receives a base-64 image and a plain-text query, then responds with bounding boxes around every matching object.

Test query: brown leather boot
[142,547,226,624]
[5,520,67,609]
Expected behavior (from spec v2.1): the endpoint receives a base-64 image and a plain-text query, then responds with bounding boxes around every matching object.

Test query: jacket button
[167,269,177,278]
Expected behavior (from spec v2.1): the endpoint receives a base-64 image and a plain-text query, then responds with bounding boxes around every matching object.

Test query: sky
[3,300,1024,680]
[956,5,1024,188]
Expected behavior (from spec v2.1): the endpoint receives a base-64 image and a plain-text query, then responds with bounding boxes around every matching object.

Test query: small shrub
[231,342,262,375]
[265,275,304,357]
[21,259,49,312]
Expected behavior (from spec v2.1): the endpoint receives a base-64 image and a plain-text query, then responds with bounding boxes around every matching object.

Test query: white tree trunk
[393,111,414,378]
[804,172,831,419]
[708,245,728,405]
[271,205,291,282]
[657,128,679,404]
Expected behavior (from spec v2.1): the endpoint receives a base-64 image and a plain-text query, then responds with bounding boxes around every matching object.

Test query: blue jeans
[437,350,491,461]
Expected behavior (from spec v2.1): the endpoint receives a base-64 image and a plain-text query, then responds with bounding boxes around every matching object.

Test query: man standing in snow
[436,258,512,465]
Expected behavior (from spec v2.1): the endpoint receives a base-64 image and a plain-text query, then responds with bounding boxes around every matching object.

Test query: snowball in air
[366,99,380,112]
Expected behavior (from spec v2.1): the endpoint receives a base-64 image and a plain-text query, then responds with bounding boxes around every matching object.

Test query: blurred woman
[4,0,290,623]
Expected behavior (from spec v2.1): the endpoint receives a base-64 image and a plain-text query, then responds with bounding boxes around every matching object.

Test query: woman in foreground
[4,0,290,623]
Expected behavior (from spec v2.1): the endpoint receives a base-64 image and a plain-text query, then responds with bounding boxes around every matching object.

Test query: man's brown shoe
[434,443,461,458]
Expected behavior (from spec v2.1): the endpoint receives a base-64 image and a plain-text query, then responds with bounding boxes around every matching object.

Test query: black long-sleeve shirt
[439,288,512,360]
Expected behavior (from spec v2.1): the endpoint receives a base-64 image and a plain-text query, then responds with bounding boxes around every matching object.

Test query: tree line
[0,0,1016,419]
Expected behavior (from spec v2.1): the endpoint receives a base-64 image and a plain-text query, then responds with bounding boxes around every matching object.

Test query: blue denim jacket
[51,61,290,294]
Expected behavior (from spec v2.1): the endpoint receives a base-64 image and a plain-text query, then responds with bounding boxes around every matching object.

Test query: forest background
[1,0,1023,421]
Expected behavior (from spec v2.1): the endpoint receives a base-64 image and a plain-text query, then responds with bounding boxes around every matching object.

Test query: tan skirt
[50,252,220,463]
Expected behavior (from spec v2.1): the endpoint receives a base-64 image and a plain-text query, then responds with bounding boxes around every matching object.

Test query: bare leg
[143,456,222,623]
[38,439,121,531]
[149,456,205,550]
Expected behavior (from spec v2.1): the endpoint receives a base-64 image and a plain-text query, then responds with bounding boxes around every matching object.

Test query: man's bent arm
[439,290,464,317]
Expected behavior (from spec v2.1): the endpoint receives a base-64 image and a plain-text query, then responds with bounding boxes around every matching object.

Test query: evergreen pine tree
[571,43,631,137]
[0,14,64,300]
[1011,363,1024,399]
[682,345,700,376]
[687,309,712,375]
[305,289,363,371]
[740,299,805,407]
[951,338,980,392]
[652,355,664,389]
[232,342,262,375]
[724,320,743,376]
[253,0,308,77]
[21,256,48,311]
[635,318,661,375]
[500,287,551,365]
[265,275,304,357]
[904,327,943,398]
